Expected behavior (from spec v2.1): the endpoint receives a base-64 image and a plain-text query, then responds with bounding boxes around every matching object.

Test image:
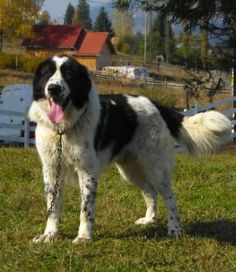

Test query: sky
[42,0,112,23]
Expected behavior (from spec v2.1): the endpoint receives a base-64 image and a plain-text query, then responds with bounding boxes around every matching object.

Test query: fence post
[24,114,30,148]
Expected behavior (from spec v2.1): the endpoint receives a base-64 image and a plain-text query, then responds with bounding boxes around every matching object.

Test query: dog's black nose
[48,84,62,96]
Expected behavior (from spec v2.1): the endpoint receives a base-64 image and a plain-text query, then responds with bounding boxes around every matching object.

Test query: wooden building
[76,32,115,70]
[22,25,115,71]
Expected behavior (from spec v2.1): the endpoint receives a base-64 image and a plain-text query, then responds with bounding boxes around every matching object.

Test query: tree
[76,0,92,30]
[37,10,51,25]
[112,9,134,54]
[72,7,78,24]
[149,10,175,63]
[93,6,114,38]
[200,19,208,68]
[115,0,236,107]
[175,32,201,67]
[0,0,44,45]
[181,21,192,64]
[64,3,75,25]
[112,9,134,38]
[114,32,144,55]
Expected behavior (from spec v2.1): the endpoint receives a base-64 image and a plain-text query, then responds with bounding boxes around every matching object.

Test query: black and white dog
[29,55,231,243]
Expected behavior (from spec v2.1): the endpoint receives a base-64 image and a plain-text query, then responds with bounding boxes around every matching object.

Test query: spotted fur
[29,55,232,243]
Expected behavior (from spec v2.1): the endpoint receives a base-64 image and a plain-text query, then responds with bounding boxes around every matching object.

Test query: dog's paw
[32,232,57,244]
[168,227,183,238]
[135,217,157,225]
[72,236,92,244]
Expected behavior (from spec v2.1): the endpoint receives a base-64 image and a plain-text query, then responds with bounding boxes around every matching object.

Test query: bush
[114,34,144,56]
[0,53,44,73]
[17,54,44,73]
[0,53,16,70]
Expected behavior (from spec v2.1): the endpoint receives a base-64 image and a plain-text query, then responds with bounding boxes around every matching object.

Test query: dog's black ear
[63,58,92,109]
[75,61,92,95]
[33,58,56,101]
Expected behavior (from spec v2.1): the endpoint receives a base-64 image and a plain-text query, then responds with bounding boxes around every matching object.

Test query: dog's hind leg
[135,187,157,225]
[158,182,182,237]
[142,166,182,237]
[117,163,157,225]
[118,155,182,237]
[150,165,183,237]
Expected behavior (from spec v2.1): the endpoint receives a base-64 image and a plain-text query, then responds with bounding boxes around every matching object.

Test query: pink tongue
[47,101,65,124]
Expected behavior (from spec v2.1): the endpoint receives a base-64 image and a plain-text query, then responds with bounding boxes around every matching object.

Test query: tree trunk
[0,29,3,53]
[164,16,170,63]
[233,20,236,135]
[200,18,208,69]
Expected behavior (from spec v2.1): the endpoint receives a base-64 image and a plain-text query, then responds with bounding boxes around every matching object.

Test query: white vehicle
[101,66,150,80]
[0,84,35,145]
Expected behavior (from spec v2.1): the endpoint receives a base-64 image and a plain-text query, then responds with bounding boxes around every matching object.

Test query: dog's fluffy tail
[153,101,232,155]
[178,111,232,155]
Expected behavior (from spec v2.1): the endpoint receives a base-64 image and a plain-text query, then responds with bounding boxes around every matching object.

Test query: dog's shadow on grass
[97,219,236,245]
[186,219,236,245]
[97,224,167,240]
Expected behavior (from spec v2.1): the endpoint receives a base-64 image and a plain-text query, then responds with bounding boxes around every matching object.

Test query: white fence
[91,70,184,88]
[0,97,235,148]
[0,109,35,147]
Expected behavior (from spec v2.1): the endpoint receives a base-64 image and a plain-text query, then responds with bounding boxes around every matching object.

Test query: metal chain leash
[46,129,64,219]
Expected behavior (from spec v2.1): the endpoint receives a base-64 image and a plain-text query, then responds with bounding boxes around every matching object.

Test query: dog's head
[33,55,91,124]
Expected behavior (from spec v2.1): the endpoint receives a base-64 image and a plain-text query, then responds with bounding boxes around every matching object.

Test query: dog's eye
[41,66,53,77]
[63,71,73,79]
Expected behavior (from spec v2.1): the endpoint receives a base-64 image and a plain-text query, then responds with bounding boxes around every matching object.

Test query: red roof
[22,25,84,49]
[78,32,115,55]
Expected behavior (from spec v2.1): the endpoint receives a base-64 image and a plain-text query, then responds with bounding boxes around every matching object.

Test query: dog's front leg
[33,167,63,243]
[73,170,97,243]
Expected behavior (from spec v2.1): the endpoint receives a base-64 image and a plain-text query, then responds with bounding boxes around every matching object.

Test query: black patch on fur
[33,58,56,100]
[60,57,91,109]
[151,101,184,139]
[94,95,138,159]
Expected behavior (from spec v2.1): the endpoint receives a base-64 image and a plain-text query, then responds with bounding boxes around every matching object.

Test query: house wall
[97,44,112,69]
[26,48,98,70]
[26,44,113,71]
[74,56,98,71]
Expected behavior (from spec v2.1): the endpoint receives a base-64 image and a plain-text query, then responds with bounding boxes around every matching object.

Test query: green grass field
[0,146,236,271]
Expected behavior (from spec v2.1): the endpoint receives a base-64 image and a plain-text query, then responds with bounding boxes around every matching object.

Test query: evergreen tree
[76,0,92,30]
[94,6,114,38]
[64,3,75,25]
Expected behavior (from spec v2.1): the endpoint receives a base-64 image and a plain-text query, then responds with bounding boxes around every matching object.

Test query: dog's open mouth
[47,98,65,124]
